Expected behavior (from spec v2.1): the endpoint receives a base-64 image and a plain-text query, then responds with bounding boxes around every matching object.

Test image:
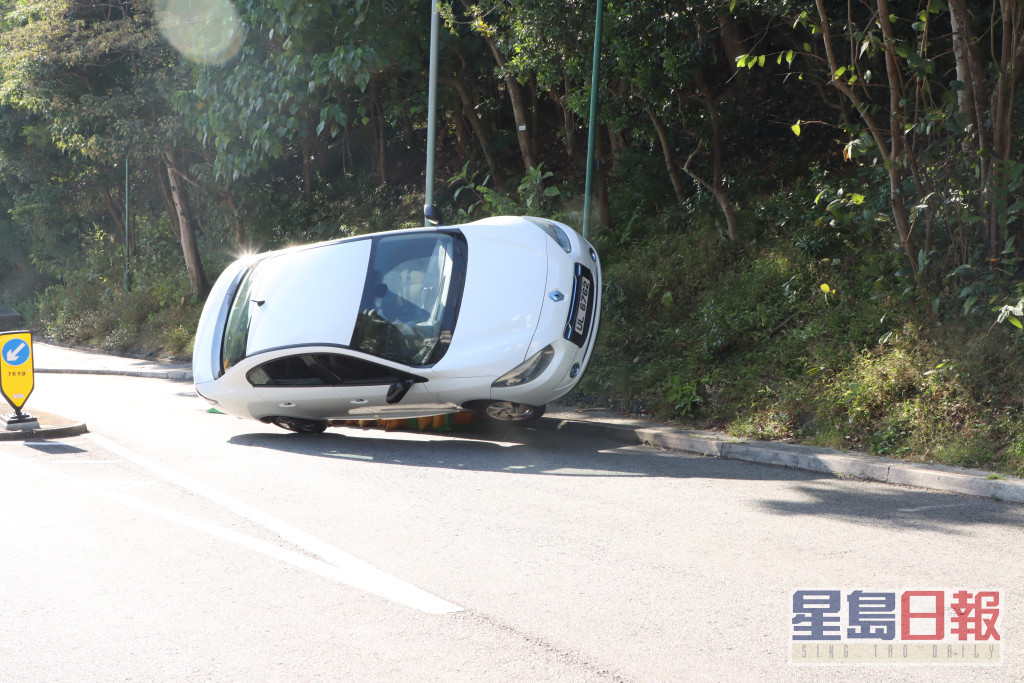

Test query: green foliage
[177,0,423,181]
[447,162,517,219]
[447,162,562,220]
[694,252,797,359]
[1,0,1024,475]
[33,222,201,357]
[664,374,705,417]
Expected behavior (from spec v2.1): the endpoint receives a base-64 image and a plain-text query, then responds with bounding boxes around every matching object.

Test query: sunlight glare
[156,0,244,65]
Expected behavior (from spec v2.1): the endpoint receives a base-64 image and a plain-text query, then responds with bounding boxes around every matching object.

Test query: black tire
[474,401,546,425]
[267,416,329,434]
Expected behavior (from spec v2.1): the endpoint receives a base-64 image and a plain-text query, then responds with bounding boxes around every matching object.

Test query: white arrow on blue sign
[2,339,30,366]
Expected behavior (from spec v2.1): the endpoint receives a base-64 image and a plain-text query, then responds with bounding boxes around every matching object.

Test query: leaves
[178,0,410,182]
[997,298,1024,331]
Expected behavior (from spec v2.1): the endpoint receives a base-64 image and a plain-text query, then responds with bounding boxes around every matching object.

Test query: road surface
[1,373,1021,681]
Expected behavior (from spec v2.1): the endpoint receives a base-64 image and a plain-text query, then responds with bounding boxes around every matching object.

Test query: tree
[736,0,1024,310]
[0,0,211,296]
[178,0,426,192]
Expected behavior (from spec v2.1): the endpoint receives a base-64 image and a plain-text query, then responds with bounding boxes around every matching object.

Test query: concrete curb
[542,416,1024,505]
[0,422,89,442]
[36,368,194,381]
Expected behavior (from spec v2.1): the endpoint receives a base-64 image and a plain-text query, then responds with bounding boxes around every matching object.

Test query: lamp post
[424,0,442,226]
[581,0,604,240]
[124,156,131,292]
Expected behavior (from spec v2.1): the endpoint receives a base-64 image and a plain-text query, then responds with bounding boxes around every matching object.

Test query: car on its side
[192,216,600,433]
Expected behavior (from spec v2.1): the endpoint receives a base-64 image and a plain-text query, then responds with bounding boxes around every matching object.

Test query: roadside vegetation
[0,1,1023,473]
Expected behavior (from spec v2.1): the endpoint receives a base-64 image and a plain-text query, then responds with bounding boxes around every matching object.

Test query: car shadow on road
[230,423,814,481]
[227,423,1024,533]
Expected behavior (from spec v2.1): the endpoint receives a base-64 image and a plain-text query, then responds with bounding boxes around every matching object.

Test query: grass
[577,205,1024,477]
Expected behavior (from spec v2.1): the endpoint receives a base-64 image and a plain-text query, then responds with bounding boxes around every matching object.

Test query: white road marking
[57,433,464,614]
[2,453,459,613]
[47,460,119,464]
[340,429,518,448]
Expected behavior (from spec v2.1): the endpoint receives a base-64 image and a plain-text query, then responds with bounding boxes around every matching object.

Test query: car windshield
[220,264,258,373]
[351,231,466,366]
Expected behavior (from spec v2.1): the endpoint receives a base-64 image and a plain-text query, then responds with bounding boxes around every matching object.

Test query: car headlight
[525,217,572,253]
[493,346,554,387]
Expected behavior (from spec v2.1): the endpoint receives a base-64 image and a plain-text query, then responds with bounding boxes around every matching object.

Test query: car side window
[248,353,409,387]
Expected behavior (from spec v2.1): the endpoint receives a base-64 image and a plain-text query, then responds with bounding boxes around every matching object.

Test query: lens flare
[156,0,244,65]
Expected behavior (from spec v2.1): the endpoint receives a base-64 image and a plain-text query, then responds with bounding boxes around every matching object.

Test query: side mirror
[424,203,442,226]
[386,378,417,404]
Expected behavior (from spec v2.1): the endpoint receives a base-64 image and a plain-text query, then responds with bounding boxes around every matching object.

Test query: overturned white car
[192,216,600,433]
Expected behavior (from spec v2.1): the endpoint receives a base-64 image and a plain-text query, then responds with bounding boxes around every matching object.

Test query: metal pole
[424,0,441,226]
[582,0,604,240]
[124,156,131,292]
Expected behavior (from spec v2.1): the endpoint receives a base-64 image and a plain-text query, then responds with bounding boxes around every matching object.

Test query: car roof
[245,239,373,355]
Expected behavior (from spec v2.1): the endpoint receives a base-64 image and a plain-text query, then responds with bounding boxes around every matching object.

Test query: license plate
[573,277,591,335]
[564,264,595,347]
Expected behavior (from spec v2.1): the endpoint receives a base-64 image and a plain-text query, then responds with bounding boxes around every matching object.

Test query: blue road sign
[2,338,30,366]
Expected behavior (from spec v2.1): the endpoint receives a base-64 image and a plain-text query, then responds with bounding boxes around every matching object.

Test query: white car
[192,216,600,433]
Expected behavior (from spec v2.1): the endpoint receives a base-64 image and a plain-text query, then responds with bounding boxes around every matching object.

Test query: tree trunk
[529,72,540,148]
[683,143,738,242]
[949,0,990,157]
[553,73,580,163]
[813,0,929,311]
[877,0,921,277]
[594,126,612,230]
[813,0,920,281]
[163,151,209,298]
[370,79,387,185]
[302,116,315,201]
[986,0,1023,254]
[705,93,736,241]
[342,123,353,175]
[223,189,249,252]
[647,107,689,206]
[717,11,751,77]
[155,159,182,242]
[440,73,506,190]
[682,74,738,241]
[101,185,126,245]
[607,126,626,175]
[401,95,415,146]
[483,34,538,171]
[451,111,472,163]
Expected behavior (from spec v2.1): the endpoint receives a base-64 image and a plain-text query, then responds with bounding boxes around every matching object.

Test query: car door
[249,351,451,420]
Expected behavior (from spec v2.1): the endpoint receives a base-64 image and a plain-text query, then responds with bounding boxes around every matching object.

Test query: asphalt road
[2,373,1022,681]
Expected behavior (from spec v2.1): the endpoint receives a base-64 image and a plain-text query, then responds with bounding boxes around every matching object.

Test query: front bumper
[489,227,601,406]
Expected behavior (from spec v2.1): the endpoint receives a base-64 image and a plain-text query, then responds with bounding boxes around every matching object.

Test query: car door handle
[350,398,369,405]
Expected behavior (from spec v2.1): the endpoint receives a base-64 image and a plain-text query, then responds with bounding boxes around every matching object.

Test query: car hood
[437,221,548,377]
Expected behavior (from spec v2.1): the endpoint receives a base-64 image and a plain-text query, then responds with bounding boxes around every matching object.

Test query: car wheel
[478,401,545,424]
[267,416,329,434]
